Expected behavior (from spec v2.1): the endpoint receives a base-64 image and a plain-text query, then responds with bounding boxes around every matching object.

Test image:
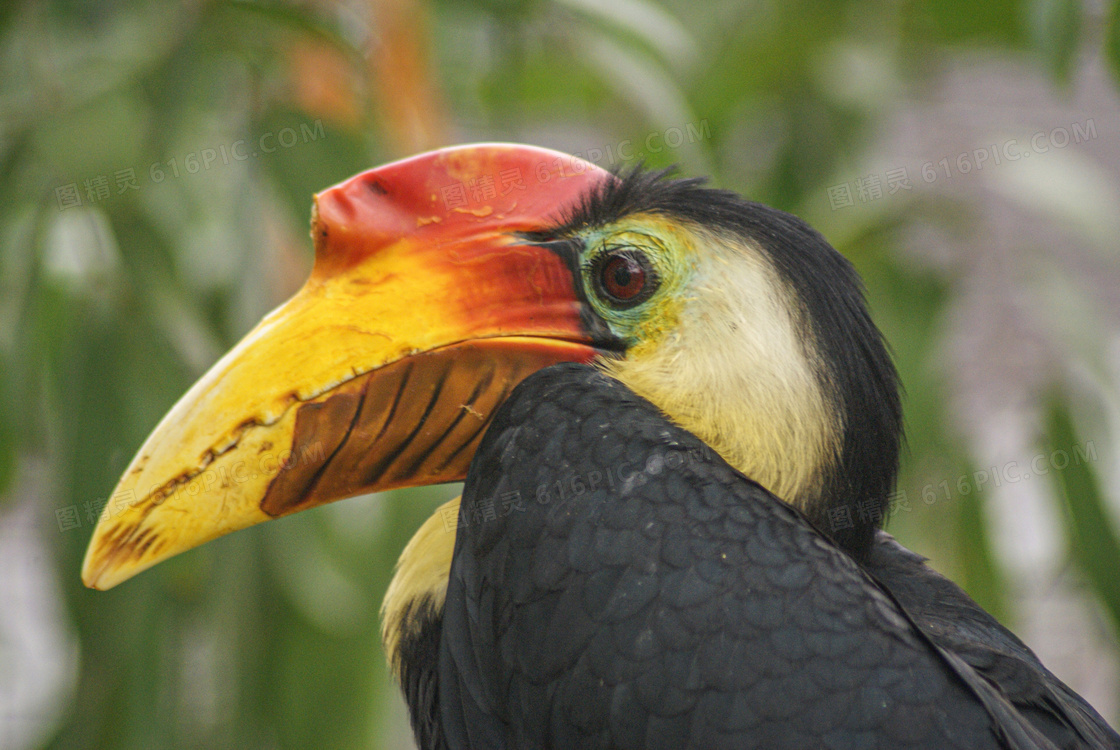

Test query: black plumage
[868,535,1120,748]
[430,364,1118,750]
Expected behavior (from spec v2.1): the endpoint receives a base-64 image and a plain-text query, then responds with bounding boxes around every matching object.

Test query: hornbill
[82,144,1119,749]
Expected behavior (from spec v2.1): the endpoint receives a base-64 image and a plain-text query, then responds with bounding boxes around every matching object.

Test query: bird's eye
[592,249,658,309]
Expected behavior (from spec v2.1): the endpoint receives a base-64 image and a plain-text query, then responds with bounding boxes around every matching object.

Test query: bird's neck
[381,498,456,679]
[596,230,900,554]
[381,497,457,750]
[595,243,846,534]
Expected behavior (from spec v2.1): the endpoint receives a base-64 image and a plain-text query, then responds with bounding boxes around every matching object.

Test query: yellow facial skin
[577,216,697,351]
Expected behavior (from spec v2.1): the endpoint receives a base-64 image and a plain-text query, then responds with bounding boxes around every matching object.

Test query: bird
[81,143,1120,749]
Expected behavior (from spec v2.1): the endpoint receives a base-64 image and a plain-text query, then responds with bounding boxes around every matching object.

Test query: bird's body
[443,365,1006,750]
[81,144,1120,749]
[391,365,1118,750]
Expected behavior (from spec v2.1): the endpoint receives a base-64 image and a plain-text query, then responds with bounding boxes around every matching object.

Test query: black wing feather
[868,532,1120,749]
[437,364,1078,749]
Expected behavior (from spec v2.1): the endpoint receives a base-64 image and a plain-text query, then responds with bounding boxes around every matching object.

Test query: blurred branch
[368,0,449,157]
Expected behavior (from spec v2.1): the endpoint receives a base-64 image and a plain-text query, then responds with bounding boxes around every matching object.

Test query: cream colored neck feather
[597,231,841,512]
[381,496,459,677]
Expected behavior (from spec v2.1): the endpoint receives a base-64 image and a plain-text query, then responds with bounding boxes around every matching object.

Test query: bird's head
[520,169,903,555]
[81,144,900,597]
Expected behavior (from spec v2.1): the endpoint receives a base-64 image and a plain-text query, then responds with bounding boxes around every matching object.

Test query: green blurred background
[2,0,1120,747]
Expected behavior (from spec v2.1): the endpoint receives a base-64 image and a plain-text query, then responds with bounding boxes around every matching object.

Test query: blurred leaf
[1028,0,1082,84]
[954,467,1008,622]
[574,29,707,171]
[214,0,361,53]
[31,90,151,181]
[1107,0,1120,87]
[554,0,698,69]
[902,0,1028,47]
[1045,397,1120,637]
[0,353,14,497]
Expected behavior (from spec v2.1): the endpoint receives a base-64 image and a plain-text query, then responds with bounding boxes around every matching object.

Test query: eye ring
[591,248,659,309]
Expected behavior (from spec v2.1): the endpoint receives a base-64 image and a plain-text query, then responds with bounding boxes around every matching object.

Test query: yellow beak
[82,144,614,590]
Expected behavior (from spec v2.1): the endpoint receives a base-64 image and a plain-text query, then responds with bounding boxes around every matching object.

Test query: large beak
[83,144,614,590]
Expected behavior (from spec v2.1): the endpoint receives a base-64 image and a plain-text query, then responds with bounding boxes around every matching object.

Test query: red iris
[600,254,647,301]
